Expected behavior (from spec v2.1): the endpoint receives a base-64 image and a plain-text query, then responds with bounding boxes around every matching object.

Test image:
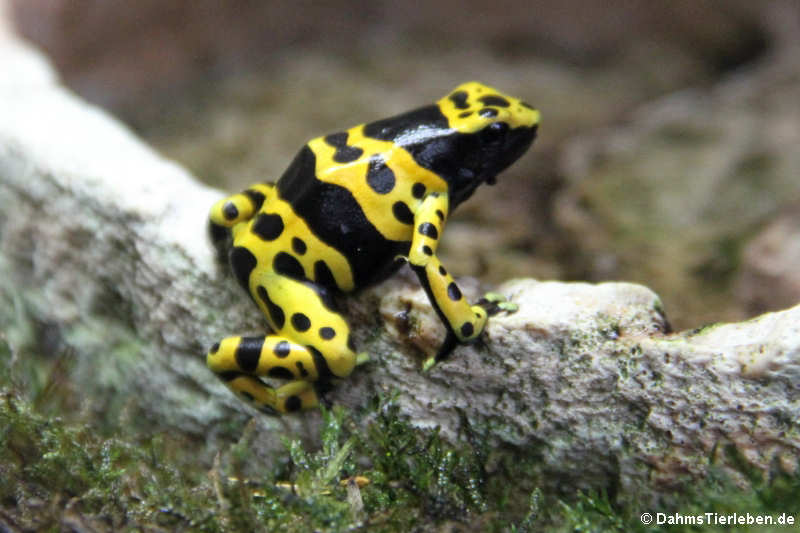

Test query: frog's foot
[476,292,518,316]
[207,334,333,414]
[422,356,437,373]
[226,374,319,415]
[423,294,517,371]
[423,331,459,370]
[355,352,371,366]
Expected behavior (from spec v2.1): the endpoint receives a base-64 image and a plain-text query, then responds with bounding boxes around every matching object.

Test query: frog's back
[269,109,453,292]
[268,139,410,290]
[231,81,538,296]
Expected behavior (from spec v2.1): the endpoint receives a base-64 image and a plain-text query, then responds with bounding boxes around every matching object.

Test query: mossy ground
[1,332,799,532]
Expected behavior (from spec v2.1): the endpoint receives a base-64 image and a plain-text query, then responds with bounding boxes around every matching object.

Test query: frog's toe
[356,352,371,366]
[482,291,506,303]
[496,301,519,313]
[477,292,518,316]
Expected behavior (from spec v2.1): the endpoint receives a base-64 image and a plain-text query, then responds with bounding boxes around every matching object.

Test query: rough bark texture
[2,36,799,497]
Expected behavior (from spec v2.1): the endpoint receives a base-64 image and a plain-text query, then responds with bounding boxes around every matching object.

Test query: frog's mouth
[483,124,537,186]
[502,124,538,171]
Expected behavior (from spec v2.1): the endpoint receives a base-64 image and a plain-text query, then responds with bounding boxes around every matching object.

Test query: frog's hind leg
[252,273,359,381]
[207,274,359,414]
[207,335,321,414]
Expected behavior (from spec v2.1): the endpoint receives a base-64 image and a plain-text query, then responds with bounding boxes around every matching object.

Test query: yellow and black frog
[207,81,539,414]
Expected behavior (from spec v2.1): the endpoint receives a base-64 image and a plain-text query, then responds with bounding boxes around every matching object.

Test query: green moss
[520,466,800,533]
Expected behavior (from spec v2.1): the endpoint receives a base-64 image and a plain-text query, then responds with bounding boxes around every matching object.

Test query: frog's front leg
[408,193,515,366]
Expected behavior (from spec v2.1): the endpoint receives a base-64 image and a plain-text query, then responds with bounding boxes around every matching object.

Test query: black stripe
[235,336,264,373]
[308,345,334,380]
[230,246,257,296]
[363,105,449,143]
[257,285,285,329]
[411,264,454,339]
[314,260,338,290]
[273,251,305,280]
[217,370,243,382]
[276,145,407,287]
[208,221,230,248]
[303,279,339,312]
[268,366,294,380]
[244,189,266,211]
[324,131,363,163]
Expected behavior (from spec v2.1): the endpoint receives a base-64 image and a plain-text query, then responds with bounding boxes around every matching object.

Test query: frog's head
[362,81,539,208]
[435,81,539,206]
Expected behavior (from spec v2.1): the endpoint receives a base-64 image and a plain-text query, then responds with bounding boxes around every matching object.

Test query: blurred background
[7,0,800,331]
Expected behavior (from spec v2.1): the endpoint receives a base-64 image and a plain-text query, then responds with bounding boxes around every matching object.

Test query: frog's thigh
[253,273,357,379]
[207,335,320,413]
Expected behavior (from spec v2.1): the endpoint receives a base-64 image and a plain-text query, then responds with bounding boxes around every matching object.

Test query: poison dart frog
[207,81,539,414]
